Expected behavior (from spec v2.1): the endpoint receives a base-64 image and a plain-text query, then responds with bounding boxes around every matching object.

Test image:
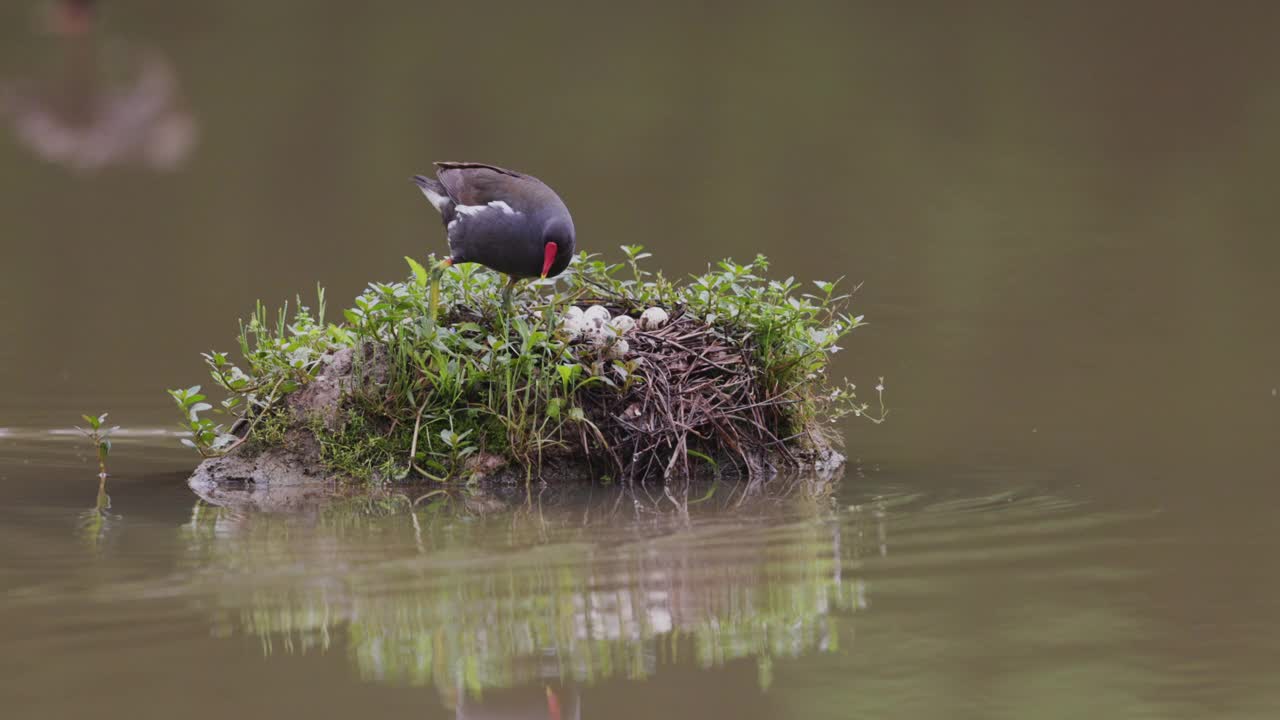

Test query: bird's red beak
[541,242,558,279]
[546,686,561,720]
[53,1,94,37]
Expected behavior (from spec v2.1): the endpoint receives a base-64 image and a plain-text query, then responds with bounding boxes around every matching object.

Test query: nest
[571,306,808,481]
[196,302,842,488]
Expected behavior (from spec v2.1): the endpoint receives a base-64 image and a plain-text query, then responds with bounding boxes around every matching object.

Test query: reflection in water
[177,483,870,708]
[77,473,114,550]
[0,0,197,172]
[454,686,581,720]
[11,452,1260,718]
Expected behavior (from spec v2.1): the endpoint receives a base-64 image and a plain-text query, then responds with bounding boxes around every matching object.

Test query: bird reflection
[0,0,197,173]
[449,685,581,720]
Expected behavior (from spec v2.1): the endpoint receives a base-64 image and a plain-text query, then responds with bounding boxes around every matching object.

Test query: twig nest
[608,314,636,336]
[638,307,670,331]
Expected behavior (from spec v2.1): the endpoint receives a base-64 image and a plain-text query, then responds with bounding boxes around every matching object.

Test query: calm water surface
[2,2,1278,718]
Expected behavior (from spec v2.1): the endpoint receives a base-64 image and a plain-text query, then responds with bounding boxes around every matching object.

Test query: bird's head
[51,0,95,37]
[540,219,574,279]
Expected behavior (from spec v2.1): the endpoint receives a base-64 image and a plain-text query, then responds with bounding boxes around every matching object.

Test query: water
[2,1,1279,717]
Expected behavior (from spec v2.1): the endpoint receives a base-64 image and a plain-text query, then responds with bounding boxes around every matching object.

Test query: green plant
[169,287,343,456]
[76,412,118,478]
[677,255,886,433]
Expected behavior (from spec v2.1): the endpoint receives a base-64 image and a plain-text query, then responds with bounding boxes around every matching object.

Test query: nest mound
[191,305,843,487]
[176,252,876,488]
[574,306,830,479]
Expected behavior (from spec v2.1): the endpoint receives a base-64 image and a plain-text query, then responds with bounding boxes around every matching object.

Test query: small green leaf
[556,364,579,387]
[405,256,430,288]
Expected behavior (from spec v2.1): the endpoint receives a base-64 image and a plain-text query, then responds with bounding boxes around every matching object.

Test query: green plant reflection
[179,481,876,698]
[77,473,113,550]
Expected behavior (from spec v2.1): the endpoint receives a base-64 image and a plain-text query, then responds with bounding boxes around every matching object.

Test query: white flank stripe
[454,201,520,218]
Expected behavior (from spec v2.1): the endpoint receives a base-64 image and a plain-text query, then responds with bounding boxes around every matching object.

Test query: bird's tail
[411,174,454,217]
[409,172,455,213]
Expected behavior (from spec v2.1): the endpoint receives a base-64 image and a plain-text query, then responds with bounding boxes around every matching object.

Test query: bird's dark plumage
[411,162,575,279]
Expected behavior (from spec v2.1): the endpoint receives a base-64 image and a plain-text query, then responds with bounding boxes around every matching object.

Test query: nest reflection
[179,480,879,701]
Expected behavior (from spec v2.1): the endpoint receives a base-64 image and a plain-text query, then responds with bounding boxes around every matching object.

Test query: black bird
[411,162,575,317]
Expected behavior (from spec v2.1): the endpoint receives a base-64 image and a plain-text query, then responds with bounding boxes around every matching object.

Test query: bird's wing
[434,162,533,205]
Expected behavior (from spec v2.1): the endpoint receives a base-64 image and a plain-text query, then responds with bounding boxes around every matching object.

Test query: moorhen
[411,162,575,319]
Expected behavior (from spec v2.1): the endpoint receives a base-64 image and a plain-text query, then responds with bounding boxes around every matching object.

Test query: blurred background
[1,1,1278,718]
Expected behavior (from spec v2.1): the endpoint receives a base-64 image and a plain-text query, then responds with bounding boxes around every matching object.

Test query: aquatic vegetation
[75,412,117,478]
[170,248,884,481]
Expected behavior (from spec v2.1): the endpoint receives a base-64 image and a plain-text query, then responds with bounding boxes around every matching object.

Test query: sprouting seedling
[76,412,118,479]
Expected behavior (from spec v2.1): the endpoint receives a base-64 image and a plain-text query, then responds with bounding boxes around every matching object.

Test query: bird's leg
[426,257,453,330]
[501,275,519,316]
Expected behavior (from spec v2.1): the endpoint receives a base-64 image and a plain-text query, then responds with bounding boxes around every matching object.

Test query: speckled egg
[638,307,669,331]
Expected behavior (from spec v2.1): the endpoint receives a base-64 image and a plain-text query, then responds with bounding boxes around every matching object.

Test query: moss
[314,411,405,482]
[244,406,292,450]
